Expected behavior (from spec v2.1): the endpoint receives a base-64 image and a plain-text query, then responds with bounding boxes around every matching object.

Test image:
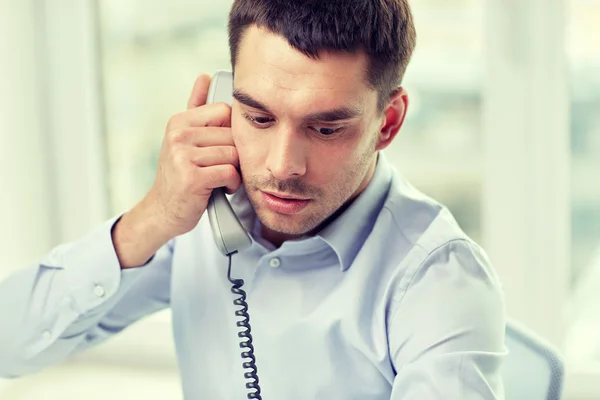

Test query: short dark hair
[228,0,417,111]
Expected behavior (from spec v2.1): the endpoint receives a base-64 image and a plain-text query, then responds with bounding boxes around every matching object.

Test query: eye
[310,126,343,136]
[242,113,274,128]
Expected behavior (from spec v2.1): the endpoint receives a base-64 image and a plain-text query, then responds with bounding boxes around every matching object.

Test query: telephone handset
[206,70,252,256]
[206,70,262,400]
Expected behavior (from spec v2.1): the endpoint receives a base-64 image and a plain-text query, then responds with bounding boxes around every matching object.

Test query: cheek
[307,141,359,182]
[232,121,263,169]
[317,133,376,183]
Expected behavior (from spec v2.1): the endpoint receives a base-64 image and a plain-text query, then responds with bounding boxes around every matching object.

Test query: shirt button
[42,330,52,340]
[269,257,281,268]
[93,284,106,297]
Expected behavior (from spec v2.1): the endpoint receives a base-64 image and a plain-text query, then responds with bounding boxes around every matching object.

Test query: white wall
[0,0,54,276]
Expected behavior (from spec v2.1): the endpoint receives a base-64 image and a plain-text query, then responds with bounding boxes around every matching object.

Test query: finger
[189,146,238,168]
[187,103,232,127]
[169,103,232,130]
[187,74,211,109]
[168,127,234,147]
[223,186,238,195]
[200,164,242,193]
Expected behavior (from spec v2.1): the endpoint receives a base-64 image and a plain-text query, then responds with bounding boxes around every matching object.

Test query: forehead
[233,26,376,115]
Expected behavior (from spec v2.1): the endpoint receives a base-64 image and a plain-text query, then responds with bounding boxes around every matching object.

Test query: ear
[375,87,409,151]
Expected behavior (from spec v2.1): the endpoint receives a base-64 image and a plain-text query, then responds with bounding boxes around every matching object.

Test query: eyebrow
[233,89,273,114]
[232,89,364,122]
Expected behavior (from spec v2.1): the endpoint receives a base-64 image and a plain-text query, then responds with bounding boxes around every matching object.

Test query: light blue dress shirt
[0,151,506,399]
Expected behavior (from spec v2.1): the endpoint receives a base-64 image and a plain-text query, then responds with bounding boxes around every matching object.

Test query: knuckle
[168,128,189,144]
[169,128,192,144]
[166,112,186,130]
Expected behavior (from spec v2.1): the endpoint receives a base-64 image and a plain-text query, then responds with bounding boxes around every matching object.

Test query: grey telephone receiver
[206,70,252,256]
[206,72,262,400]
[206,71,262,399]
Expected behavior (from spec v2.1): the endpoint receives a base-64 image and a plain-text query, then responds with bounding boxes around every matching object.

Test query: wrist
[112,199,174,269]
[130,198,177,245]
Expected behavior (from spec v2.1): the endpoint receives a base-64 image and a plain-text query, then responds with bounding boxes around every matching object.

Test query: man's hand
[112,74,241,268]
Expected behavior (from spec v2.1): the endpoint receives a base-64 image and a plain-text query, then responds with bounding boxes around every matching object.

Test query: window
[98,0,234,214]
[393,0,483,243]
[565,0,600,366]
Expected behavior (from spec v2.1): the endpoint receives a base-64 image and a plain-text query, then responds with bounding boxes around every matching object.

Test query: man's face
[231,26,387,239]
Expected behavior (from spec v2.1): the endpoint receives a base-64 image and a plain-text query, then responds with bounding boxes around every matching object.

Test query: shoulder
[381,169,472,253]
[381,177,505,361]
[377,169,504,314]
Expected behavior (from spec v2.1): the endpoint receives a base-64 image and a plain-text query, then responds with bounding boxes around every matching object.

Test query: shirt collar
[316,152,393,271]
[229,152,393,271]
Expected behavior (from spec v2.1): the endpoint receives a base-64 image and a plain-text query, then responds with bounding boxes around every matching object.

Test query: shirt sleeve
[387,239,507,400]
[0,215,173,378]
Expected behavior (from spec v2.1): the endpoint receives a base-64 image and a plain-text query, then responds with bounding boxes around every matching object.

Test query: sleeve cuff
[59,215,147,315]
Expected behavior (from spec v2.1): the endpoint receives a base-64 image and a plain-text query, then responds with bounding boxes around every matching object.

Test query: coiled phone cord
[227,254,263,399]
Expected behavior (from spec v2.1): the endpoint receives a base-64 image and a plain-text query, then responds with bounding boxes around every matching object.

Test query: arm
[0,214,173,378]
[0,73,240,379]
[388,239,507,399]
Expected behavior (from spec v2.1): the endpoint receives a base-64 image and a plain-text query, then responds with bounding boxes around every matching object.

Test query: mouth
[260,191,311,215]
[262,191,310,201]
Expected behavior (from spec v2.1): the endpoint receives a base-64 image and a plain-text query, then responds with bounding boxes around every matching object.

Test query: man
[0,0,506,398]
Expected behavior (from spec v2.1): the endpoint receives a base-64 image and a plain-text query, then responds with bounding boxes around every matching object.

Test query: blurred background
[0,0,598,398]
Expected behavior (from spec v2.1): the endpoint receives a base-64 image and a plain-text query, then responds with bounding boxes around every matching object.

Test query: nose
[265,127,307,180]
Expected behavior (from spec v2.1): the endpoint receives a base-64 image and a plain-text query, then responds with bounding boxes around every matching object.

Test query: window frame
[481,0,570,349]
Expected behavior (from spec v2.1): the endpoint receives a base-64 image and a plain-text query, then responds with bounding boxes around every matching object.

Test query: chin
[257,210,317,236]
